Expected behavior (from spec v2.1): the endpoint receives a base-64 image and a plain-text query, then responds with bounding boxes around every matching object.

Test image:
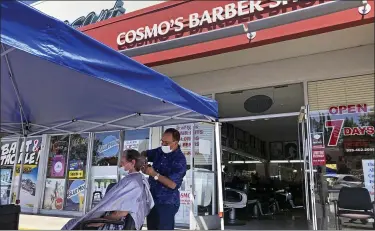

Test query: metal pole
[189,123,196,230]
[214,122,224,230]
[301,121,310,221]
[9,138,21,204]
[83,133,94,214]
[211,124,216,215]
[306,105,317,230]
[16,136,27,204]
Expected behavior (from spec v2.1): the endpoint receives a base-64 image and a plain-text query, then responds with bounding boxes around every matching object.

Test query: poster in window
[68,160,85,179]
[42,178,65,210]
[270,142,283,160]
[284,141,298,160]
[65,180,86,212]
[50,155,65,178]
[0,168,12,205]
[12,164,39,208]
[93,132,120,166]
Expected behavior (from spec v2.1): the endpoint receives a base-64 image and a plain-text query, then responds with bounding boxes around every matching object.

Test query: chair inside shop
[0,204,21,230]
[334,187,375,229]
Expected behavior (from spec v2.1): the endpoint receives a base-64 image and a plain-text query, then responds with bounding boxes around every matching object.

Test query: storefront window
[124,128,149,153]
[89,131,121,211]
[0,137,42,209]
[42,134,89,212]
[164,123,216,224]
[309,104,375,229]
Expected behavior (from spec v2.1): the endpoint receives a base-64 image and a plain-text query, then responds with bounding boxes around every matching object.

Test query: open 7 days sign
[117,0,322,46]
[325,104,374,147]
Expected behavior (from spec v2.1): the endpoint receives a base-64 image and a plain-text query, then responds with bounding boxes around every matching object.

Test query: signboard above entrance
[116,0,326,46]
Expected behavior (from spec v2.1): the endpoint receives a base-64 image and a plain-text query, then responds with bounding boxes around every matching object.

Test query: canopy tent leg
[15,136,27,204]
[9,138,21,204]
[214,122,224,230]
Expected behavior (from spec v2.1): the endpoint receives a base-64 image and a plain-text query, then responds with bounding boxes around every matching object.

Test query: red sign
[328,104,368,115]
[312,146,325,166]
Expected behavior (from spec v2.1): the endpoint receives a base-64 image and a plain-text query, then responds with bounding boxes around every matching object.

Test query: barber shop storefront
[1,0,374,230]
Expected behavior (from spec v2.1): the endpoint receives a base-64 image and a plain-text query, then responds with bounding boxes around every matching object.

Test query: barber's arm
[143,156,186,190]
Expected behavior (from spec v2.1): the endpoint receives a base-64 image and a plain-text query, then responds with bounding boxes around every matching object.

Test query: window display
[309,103,375,229]
[93,132,120,166]
[42,134,89,212]
[0,137,42,209]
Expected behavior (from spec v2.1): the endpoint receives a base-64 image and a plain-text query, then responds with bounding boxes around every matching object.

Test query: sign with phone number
[69,170,84,179]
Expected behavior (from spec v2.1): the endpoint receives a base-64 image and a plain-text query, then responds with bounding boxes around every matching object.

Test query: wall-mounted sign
[328,104,368,115]
[1,138,42,166]
[32,1,165,29]
[117,0,326,46]
[64,0,126,28]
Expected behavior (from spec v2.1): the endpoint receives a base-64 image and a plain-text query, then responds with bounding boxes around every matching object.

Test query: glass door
[298,106,318,230]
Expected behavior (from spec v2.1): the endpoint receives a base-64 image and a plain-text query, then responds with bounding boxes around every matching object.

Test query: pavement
[19,214,71,230]
[19,214,181,230]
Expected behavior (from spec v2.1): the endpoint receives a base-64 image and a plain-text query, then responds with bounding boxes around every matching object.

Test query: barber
[142,128,187,230]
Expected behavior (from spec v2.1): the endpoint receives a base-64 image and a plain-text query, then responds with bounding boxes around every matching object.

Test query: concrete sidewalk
[19,214,164,230]
[20,214,71,230]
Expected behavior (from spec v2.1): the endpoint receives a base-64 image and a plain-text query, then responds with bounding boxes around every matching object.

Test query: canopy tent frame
[1,111,215,136]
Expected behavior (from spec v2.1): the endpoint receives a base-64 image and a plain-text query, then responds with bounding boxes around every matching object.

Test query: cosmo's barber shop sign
[117,0,325,46]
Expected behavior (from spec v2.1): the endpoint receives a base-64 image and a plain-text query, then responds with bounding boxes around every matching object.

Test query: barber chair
[247,187,279,218]
[224,188,248,225]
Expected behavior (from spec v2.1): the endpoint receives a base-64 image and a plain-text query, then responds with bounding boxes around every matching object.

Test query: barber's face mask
[161,145,172,154]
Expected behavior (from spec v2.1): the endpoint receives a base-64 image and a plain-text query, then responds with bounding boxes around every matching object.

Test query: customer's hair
[124,149,146,171]
[164,128,180,142]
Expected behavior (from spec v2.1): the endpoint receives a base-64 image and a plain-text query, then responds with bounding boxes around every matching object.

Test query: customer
[61,150,154,230]
[142,128,187,230]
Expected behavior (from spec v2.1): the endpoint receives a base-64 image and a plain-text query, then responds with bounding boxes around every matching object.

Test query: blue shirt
[147,147,187,206]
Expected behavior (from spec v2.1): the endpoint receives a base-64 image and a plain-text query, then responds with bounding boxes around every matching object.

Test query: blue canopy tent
[1,0,222,218]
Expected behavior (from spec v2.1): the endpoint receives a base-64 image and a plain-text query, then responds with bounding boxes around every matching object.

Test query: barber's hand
[143,165,157,177]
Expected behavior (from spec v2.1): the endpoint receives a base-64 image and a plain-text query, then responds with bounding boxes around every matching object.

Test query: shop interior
[216,83,308,229]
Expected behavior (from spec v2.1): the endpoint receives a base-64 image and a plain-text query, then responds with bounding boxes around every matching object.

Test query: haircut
[164,128,180,142]
[124,149,146,171]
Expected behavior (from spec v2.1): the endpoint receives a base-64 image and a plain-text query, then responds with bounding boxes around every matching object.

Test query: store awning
[0,1,218,137]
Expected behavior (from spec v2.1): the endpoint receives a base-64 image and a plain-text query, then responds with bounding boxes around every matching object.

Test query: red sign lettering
[343,126,375,136]
[329,104,367,115]
[325,119,344,146]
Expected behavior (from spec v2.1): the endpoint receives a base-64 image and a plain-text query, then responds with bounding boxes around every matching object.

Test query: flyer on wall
[0,168,12,205]
[42,178,66,210]
[65,180,86,212]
